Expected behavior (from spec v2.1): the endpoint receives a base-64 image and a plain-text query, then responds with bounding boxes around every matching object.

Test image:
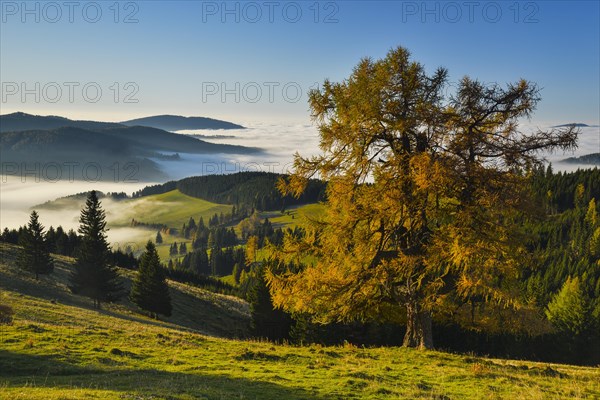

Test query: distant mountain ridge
[121,115,244,131]
[561,153,600,165]
[0,113,259,181]
[0,112,123,132]
[0,112,244,132]
[551,123,598,128]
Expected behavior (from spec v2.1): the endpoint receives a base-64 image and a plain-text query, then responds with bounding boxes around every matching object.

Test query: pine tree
[69,191,122,309]
[130,241,172,318]
[248,265,292,341]
[170,242,178,256]
[17,211,53,279]
[156,231,163,244]
[179,242,187,255]
[232,263,242,284]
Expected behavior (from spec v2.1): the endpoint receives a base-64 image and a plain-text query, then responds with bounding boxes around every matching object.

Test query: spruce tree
[156,231,163,244]
[130,241,172,318]
[69,191,122,309]
[248,266,292,341]
[17,211,54,279]
[170,242,178,256]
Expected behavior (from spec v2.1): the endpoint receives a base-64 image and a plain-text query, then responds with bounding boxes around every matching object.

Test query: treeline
[132,172,326,211]
[531,166,600,212]
[526,167,600,303]
[165,216,284,284]
[1,225,137,269]
[169,247,245,279]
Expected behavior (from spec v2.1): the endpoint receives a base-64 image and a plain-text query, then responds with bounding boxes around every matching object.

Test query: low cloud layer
[1,122,597,239]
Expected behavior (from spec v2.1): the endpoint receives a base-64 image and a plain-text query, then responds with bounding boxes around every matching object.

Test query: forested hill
[1,125,259,181]
[562,153,600,166]
[0,112,244,132]
[531,166,600,212]
[133,172,327,211]
[0,112,122,132]
[121,115,244,131]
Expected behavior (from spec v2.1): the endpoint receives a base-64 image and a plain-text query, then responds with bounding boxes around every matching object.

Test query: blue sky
[0,1,598,125]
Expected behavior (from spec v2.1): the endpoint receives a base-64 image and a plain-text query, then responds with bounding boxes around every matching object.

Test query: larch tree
[267,46,578,349]
[546,276,592,336]
[18,210,54,279]
[69,191,123,309]
[130,241,172,318]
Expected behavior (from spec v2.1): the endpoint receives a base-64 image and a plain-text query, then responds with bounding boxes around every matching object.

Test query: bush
[0,304,15,324]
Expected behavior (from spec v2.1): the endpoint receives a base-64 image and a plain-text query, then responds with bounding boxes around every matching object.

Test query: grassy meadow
[110,190,233,229]
[1,243,599,399]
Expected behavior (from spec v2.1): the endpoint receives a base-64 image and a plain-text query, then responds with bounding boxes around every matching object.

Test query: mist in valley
[1,121,597,248]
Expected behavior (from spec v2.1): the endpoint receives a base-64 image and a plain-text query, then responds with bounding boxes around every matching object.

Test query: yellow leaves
[585,198,598,227]
[268,46,554,333]
[245,236,259,267]
[409,153,451,195]
[590,227,600,257]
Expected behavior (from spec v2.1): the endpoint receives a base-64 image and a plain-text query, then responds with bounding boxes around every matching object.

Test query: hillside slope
[133,172,327,211]
[0,243,249,338]
[36,189,232,230]
[1,245,599,399]
[0,114,260,181]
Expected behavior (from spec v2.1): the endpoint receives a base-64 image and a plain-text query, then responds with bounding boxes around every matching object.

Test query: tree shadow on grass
[0,350,335,400]
[94,281,249,339]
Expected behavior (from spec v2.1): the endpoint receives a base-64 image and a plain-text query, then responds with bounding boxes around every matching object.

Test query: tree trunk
[403,301,433,349]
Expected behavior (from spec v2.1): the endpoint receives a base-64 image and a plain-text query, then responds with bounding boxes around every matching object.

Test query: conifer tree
[156,231,163,244]
[130,241,172,318]
[170,242,179,256]
[69,191,122,309]
[18,211,53,279]
[248,265,292,341]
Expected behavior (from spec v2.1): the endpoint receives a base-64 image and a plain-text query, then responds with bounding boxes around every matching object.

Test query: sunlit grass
[112,189,232,228]
[1,243,599,399]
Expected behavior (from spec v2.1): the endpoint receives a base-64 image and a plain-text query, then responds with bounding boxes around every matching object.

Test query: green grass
[37,189,232,259]
[1,243,599,399]
[0,243,249,339]
[154,235,192,264]
[258,203,326,229]
[219,274,237,286]
[35,188,231,231]
[112,190,233,228]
